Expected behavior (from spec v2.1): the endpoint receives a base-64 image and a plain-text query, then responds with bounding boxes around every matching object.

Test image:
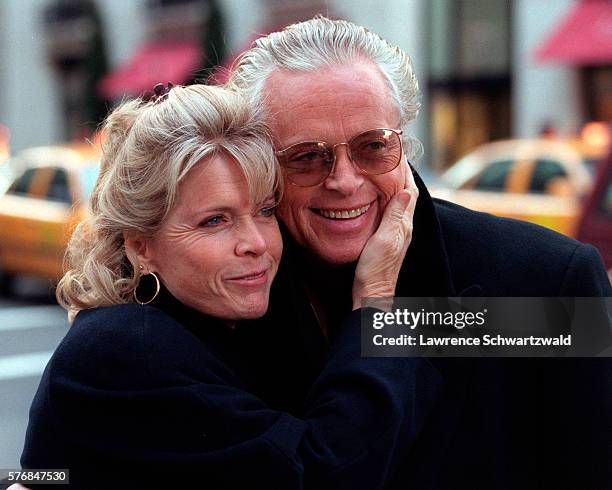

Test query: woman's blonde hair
[228,15,422,161]
[57,84,279,314]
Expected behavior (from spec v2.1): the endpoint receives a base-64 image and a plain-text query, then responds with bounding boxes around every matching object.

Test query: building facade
[0,0,600,170]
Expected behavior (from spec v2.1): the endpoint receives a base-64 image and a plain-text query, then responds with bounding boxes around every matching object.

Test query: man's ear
[124,231,155,272]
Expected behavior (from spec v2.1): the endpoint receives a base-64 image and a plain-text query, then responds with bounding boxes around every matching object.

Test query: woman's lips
[226,269,269,287]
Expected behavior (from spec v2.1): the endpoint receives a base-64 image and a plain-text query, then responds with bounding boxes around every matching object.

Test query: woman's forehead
[173,155,273,220]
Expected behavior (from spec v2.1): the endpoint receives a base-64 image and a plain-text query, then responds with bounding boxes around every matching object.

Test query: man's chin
[312,244,363,265]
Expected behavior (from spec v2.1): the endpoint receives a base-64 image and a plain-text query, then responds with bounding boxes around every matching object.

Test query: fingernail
[398,189,410,207]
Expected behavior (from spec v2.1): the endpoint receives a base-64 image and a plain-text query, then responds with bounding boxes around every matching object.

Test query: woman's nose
[235,219,267,257]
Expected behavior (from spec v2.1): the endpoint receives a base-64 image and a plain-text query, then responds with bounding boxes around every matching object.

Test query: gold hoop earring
[134,270,161,305]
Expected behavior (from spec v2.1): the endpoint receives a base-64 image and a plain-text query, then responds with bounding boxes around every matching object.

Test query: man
[229,16,611,488]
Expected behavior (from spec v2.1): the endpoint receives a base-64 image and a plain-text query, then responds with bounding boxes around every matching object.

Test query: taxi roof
[441,138,592,194]
[9,144,100,175]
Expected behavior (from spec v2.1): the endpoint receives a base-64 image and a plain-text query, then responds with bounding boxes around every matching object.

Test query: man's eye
[259,206,276,217]
[290,150,326,162]
[201,215,225,227]
[363,140,386,151]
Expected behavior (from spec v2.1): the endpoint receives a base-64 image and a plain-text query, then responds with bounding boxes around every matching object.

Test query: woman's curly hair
[56,84,280,317]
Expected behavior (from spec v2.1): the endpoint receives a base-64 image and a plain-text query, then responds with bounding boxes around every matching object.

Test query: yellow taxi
[430,139,595,237]
[0,163,10,195]
[0,146,99,291]
[570,122,611,172]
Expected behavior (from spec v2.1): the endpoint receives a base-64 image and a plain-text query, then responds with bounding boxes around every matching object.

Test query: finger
[403,157,416,190]
[404,179,419,223]
[395,159,418,225]
[376,189,412,239]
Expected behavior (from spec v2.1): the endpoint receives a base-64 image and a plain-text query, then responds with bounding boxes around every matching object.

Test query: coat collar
[277,165,481,298]
[396,165,458,297]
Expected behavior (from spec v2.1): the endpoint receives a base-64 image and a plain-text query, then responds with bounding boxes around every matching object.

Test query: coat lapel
[397,166,457,297]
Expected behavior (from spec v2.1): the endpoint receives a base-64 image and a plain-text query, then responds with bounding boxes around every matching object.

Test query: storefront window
[583,66,612,123]
[427,0,512,170]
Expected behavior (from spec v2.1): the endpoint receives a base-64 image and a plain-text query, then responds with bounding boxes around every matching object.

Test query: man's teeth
[319,204,370,219]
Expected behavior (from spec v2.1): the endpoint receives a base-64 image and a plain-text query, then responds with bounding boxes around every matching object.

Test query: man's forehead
[264,62,392,105]
[262,61,400,142]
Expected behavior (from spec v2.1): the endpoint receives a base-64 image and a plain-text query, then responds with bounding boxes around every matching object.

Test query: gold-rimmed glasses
[276,128,403,187]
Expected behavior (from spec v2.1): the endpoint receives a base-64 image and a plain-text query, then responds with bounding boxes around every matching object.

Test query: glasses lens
[281,143,334,186]
[350,129,402,174]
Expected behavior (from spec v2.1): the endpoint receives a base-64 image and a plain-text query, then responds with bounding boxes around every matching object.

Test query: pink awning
[98,40,201,99]
[536,1,612,65]
[211,27,284,84]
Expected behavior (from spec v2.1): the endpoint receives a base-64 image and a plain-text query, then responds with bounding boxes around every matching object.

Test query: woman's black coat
[20,293,441,489]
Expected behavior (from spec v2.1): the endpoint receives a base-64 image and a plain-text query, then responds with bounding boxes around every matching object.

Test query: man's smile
[314,203,372,219]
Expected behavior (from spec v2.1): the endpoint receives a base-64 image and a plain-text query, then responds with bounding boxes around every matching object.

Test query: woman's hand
[353,162,418,310]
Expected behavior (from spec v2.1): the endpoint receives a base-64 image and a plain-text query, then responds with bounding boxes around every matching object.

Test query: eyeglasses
[276,128,403,187]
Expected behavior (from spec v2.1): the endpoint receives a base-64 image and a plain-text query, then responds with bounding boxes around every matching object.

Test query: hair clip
[142,82,174,104]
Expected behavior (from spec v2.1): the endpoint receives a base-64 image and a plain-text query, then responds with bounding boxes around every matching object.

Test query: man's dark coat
[263,168,611,489]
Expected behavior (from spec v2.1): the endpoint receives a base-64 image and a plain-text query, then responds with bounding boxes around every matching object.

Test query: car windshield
[78,162,100,200]
[584,157,600,176]
[599,173,612,217]
[0,165,11,194]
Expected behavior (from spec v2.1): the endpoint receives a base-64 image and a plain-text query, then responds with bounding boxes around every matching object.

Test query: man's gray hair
[228,15,422,160]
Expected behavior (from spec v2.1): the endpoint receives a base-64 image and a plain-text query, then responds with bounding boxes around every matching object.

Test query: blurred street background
[0,279,68,469]
[0,0,610,470]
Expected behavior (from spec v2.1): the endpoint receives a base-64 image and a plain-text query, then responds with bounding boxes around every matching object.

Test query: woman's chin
[193,294,270,322]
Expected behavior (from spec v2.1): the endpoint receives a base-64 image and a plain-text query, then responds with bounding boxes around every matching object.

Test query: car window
[529,159,568,194]
[77,163,99,201]
[7,167,37,196]
[472,160,513,191]
[47,167,72,204]
[598,173,612,217]
[584,158,599,177]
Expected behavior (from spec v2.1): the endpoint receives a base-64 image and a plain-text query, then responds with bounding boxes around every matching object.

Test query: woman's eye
[201,215,225,227]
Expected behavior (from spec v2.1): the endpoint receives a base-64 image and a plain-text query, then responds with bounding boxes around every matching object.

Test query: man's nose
[323,144,364,195]
[235,219,267,257]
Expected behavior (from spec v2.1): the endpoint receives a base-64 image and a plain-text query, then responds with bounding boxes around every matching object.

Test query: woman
[19,84,429,489]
